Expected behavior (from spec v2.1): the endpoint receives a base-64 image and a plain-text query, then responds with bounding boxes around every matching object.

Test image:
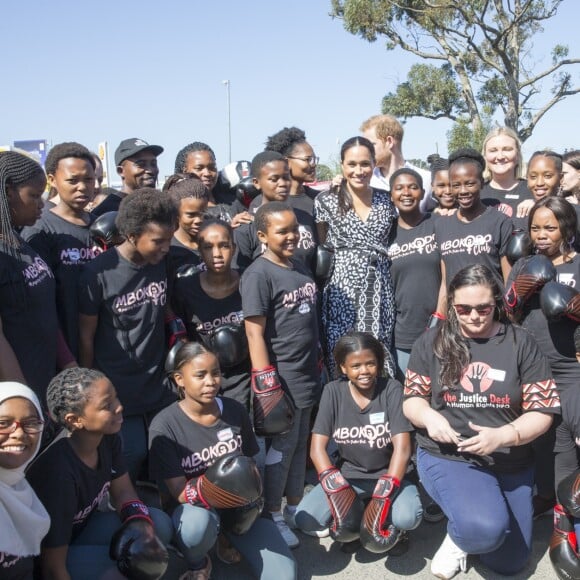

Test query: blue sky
[1,0,578,182]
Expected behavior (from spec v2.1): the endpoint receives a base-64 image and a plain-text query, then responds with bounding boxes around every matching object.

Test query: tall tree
[331,0,579,144]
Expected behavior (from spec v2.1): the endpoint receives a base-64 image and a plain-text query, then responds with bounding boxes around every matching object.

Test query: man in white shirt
[361,114,436,211]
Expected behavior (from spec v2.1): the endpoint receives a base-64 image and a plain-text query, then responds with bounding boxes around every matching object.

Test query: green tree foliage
[331,0,579,145]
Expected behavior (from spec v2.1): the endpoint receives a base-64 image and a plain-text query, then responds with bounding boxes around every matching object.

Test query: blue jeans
[67,508,173,580]
[294,477,423,534]
[395,348,412,376]
[264,406,312,511]
[417,447,534,575]
[172,504,296,580]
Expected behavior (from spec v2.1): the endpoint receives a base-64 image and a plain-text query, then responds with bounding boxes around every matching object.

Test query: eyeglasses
[453,303,495,316]
[287,155,319,166]
[0,419,44,435]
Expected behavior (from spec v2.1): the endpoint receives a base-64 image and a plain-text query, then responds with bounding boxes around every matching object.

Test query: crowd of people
[2,114,580,580]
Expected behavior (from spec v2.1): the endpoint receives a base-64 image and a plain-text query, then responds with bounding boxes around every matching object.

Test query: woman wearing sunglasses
[403,264,560,579]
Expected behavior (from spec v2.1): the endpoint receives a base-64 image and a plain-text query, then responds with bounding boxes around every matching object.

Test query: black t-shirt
[388,215,441,349]
[240,256,320,408]
[27,434,126,547]
[435,207,512,285]
[313,378,412,480]
[404,325,560,472]
[507,255,580,394]
[481,180,533,219]
[148,398,258,483]
[78,248,175,415]
[21,210,102,358]
[0,238,57,401]
[0,553,33,580]
[168,237,203,283]
[171,272,250,404]
[234,199,317,275]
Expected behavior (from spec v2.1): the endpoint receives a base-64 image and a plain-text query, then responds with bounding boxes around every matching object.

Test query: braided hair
[174,142,216,174]
[46,367,107,428]
[0,151,46,257]
[163,173,209,204]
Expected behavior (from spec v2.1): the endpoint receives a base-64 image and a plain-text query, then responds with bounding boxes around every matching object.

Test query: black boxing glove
[540,282,580,323]
[236,176,259,208]
[506,229,533,265]
[315,244,334,282]
[251,366,294,436]
[208,324,249,368]
[360,475,402,554]
[90,211,122,250]
[319,467,365,543]
[110,501,168,580]
[165,315,187,349]
[558,470,580,518]
[504,254,557,313]
[549,504,580,580]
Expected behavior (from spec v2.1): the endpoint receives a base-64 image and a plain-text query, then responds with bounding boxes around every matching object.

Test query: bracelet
[507,422,521,446]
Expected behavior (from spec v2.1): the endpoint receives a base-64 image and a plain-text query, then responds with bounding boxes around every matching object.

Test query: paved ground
[163,512,556,579]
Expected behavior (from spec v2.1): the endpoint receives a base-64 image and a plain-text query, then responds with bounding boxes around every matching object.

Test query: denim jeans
[417,447,534,576]
[67,508,173,580]
[294,477,423,534]
[172,504,296,580]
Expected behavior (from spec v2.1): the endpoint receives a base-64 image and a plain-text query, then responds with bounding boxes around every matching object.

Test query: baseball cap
[115,138,164,166]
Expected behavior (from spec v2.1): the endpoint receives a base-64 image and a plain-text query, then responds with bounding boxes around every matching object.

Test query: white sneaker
[431,534,467,579]
[272,511,300,548]
[283,505,330,537]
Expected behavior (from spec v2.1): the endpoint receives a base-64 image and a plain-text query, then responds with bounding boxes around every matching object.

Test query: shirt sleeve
[312,383,336,436]
[385,379,414,436]
[234,225,257,272]
[148,421,187,482]
[21,225,53,269]
[404,333,434,400]
[78,265,102,316]
[240,267,271,318]
[517,328,561,413]
[498,214,514,256]
[240,406,259,457]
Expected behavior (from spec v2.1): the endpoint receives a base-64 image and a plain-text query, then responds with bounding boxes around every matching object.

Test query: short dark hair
[333,332,385,376]
[389,167,423,190]
[116,188,178,237]
[449,148,485,178]
[46,367,107,428]
[528,150,563,174]
[197,218,234,242]
[163,174,209,204]
[265,127,307,157]
[45,142,96,176]
[430,158,449,181]
[254,201,293,234]
[174,142,216,173]
[251,151,286,178]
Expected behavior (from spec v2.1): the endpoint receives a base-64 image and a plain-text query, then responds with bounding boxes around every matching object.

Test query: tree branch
[520,58,580,88]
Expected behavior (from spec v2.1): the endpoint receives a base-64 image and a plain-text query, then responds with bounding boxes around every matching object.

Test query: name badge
[487,368,506,381]
[505,194,519,200]
[370,412,385,425]
[217,428,233,442]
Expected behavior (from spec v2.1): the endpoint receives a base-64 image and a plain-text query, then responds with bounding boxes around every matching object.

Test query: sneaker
[533,495,556,519]
[423,501,446,523]
[272,511,300,548]
[431,534,467,579]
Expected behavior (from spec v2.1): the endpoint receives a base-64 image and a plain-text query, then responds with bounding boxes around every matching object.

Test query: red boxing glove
[360,474,402,554]
[165,315,187,349]
[184,477,210,509]
[549,504,580,580]
[319,467,365,543]
[251,366,294,436]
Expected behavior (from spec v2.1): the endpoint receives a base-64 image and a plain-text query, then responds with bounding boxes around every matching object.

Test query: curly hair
[116,187,178,237]
[0,151,46,257]
[45,142,96,176]
[174,142,216,174]
[265,127,307,157]
[46,367,107,427]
